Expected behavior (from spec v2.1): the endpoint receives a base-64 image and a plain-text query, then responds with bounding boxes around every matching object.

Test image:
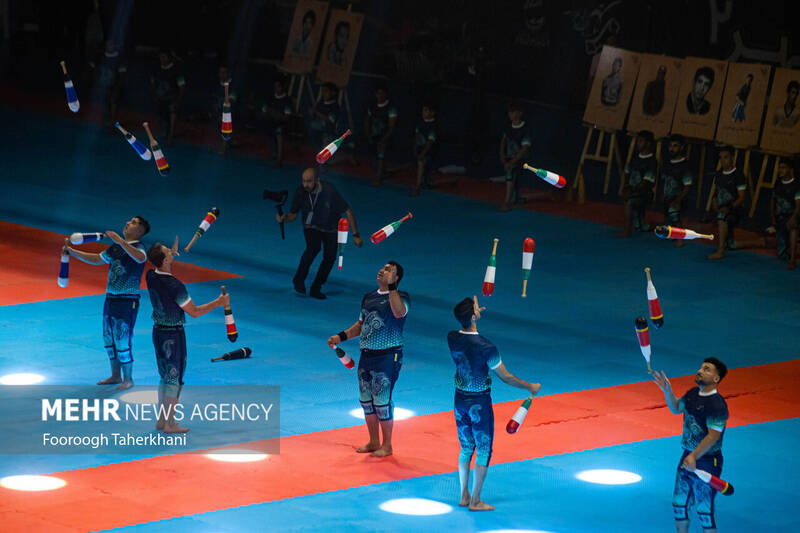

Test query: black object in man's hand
[264,189,289,239]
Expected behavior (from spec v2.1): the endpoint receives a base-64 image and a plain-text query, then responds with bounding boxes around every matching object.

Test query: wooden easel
[570,124,624,204]
[749,150,791,218]
[621,134,662,200]
[703,147,754,211]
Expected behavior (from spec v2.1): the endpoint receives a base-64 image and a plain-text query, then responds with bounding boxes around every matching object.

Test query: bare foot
[116,380,133,391]
[459,492,471,507]
[498,204,512,213]
[788,261,796,270]
[469,500,495,511]
[356,442,380,453]
[707,251,726,260]
[674,240,686,248]
[163,424,190,434]
[97,376,122,385]
[370,446,393,457]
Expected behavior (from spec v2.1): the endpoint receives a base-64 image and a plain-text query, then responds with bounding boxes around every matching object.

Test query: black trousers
[294,228,337,289]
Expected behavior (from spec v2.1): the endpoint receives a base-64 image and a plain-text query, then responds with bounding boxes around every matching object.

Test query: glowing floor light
[118,389,159,404]
[205,451,269,463]
[379,498,453,516]
[575,469,642,485]
[349,407,415,420]
[0,475,66,491]
[0,373,45,385]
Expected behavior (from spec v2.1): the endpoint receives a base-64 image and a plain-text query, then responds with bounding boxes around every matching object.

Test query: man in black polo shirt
[278,168,363,299]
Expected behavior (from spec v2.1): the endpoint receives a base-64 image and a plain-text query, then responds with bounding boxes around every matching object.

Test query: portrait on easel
[760,67,800,154]
[671,57,728,140]
[316,9,364,88]
[715,62,770,148]
[582,46,642,130]
[628,54,683,139]
[282,0,329,75]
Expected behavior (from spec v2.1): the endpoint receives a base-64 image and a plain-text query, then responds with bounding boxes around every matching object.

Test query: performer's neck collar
[459,329,479,335]
[670,156,686,163]
[154,269,172,276]
[781,176,795,185]
[511,120,525,128]
[377,99,389,108]
[274,92,287,99]
[722,167,737,175]
[423,117,436,123]
[638,152,654,159]
[377,289,389,295]
[323,98,336,104]
[698,388,718,396]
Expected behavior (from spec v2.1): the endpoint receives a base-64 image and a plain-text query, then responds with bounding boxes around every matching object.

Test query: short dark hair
[788,80,800,93]
[323,82,338,93]
[668,133,686,145]
[454,297,474,329]
[637,130,654,143]
[778,157,795,170]
[718,144,734,157]
[388,260,403,283]
[134,216,150,236]
[694,66,715,85]
[303,10,316,24]
[508,100,524,113]
[147,243,166,268]
[704,357,727,381]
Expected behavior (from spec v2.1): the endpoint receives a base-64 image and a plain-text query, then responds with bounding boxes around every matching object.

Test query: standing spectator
[767,158,800,269]
[660,134,693,247]
[89,39,127,130]
[149,49,186,146]
[498,101,531,212]
[616,130,656,237]
[410,102,439,197]
[364,84,398,186]
[262,77,293,168]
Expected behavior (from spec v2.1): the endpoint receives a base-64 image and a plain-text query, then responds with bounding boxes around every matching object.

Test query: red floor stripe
[0,220,240,306]
[1,359,797,532]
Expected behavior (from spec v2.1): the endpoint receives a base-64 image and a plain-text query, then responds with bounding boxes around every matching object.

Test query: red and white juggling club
[644,267,663,328]
[221,286,237,342]
[506,396,533,434]
[185,207,220,252]
[482,238,499,297]
[694,469,735,495]
[370,212,412,244]
[337,218,348,269]
[521,237,534,297]
[635,316,652,373]
[332,345,355,369]
[654,225,713,240]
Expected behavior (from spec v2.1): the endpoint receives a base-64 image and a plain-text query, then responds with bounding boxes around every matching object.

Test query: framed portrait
[316,8,364,87]
[670,57,728,140]
[627,54,683,139]
[715,62,771,147]
[281,0,330,75]
[583,46,642,130]
[760,67,800,154]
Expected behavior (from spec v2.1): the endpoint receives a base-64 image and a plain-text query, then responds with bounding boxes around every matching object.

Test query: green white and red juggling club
[521,237,534,297]
[645,267,663,329]
[635,316,652,373]
[143,122,170,176]
[482,238,499,297]
[522,163,566,188]
[337,217,348,269]
[370,212,412,244]
[316,129,351,164]
[693,469,734,495]
[506,396,532,434]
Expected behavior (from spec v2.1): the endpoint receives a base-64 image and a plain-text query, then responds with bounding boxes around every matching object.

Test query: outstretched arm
[493,362,540,396]
[63,238,104,265]
[652,370,681,414]
[180,288,228,318]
